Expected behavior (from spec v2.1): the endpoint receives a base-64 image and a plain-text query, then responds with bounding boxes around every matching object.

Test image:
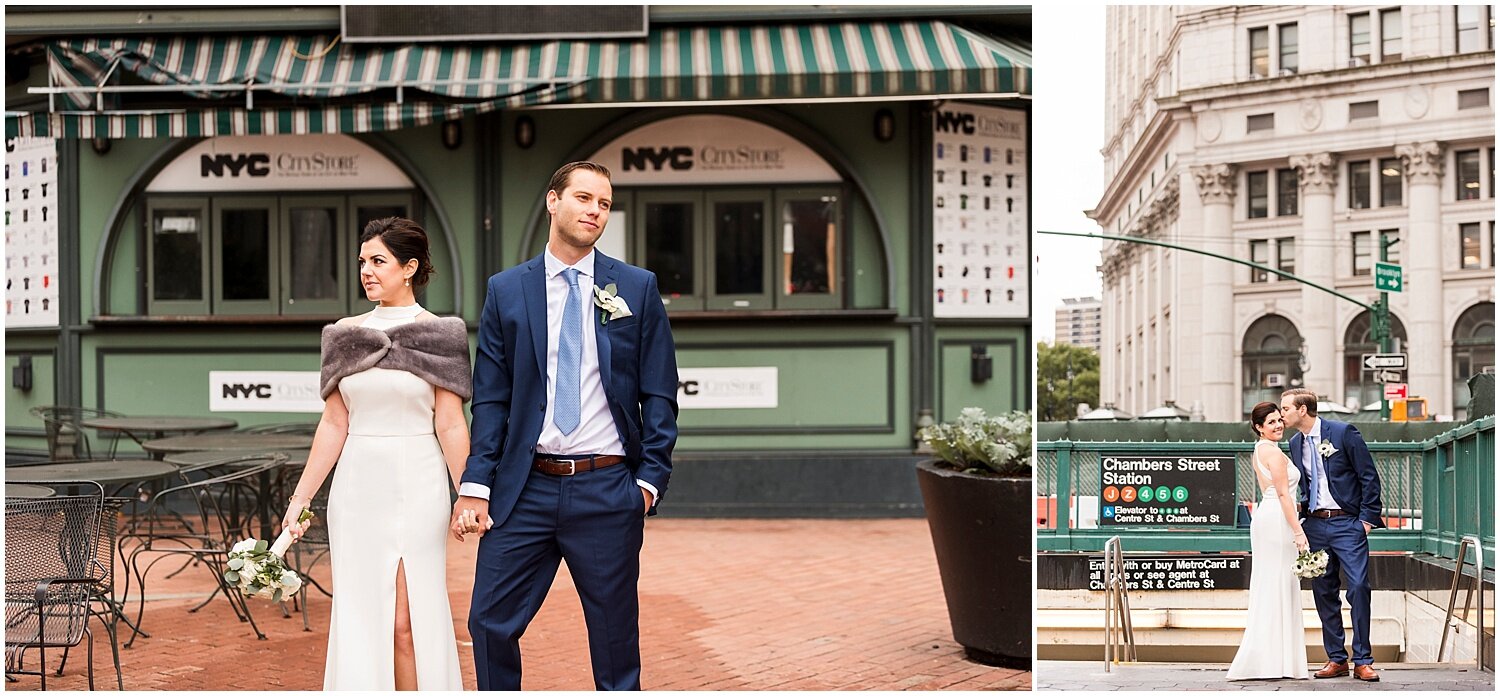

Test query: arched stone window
[1342,311,1409,409]
[1452,302,1495,419]
[1242,315,1304,417]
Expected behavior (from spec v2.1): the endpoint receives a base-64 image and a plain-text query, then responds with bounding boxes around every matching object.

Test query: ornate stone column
[1190,163,1237,420]
[1290,153,1339,401]
[1396,141,1445,405]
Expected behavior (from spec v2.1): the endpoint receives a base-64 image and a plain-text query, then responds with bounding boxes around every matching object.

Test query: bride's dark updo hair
[360,217,435,287]
[1250,401,1280,437]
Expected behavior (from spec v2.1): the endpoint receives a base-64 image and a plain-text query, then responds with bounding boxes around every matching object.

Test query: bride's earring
[405,278,411,287]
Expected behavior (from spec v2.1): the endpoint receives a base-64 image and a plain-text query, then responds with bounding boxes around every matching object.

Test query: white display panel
[5,137,61,328]
[931,103,1029,319]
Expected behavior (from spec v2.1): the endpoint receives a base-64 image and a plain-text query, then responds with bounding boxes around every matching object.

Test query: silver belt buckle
[564,459,577,475]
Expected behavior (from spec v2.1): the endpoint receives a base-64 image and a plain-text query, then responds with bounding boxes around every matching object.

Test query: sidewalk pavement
[1036,660,1494,691]
[12,519,1028,691]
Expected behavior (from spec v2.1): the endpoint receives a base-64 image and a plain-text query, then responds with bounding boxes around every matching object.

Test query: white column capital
[1395,141,1446,184]
[1289,152,1339,195]
[1190,163,1238,204]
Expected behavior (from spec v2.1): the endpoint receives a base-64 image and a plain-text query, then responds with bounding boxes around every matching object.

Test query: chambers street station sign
[1100,453,1237,527]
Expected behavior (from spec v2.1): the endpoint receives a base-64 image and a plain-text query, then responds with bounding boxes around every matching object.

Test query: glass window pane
[1350,13,1371,59]
[1379,158,1403,207]
[713,200,765,295]
[220,208,271,301]
[1381,229,1401,265]
[152,210,203,301]
[1349,161,1371,209]
[1461,223,1482,268]
[1277,169,1299,216]
[1250,27,1269,77]
[1279,24,1298,73]
[644,202,695,297]
[289,207,339,302]
[1457,6,1482,53]
[781,196,837,295]
[1277,238,1295,275]
[1250,240,1268,282]
[1457,150,1481,200]
[1247,171,1268,218]
[1381,9,1401,60]
[1352,231,1371,275]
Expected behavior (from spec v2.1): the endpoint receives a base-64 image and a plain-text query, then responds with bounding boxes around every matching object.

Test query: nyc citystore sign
[147,134,413,192]
[589,115,840,185]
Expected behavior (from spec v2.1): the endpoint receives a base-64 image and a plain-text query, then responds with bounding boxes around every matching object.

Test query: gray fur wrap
[319,317,473,401]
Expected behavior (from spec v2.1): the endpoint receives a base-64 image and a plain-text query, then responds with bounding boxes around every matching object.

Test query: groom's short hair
[1281,388,1318,415]
[547,161,612,199]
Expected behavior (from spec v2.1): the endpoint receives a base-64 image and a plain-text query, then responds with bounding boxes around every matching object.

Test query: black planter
[916,460,1031,668]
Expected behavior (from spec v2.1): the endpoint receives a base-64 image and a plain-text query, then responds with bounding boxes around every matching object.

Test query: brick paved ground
[10,519,1029,691]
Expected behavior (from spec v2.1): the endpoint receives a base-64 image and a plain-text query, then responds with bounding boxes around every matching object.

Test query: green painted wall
[936,325,1029,421]
[5,348,57,454]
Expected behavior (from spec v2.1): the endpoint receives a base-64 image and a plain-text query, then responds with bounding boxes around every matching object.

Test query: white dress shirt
[1305,417,1338,511]
[459,248,657,502]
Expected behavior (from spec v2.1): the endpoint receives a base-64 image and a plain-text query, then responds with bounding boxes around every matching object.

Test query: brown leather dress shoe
[1314,661,1350,678]
[1352,664,1380,682]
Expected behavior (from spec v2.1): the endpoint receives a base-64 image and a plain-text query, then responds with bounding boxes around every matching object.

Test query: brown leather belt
[532,454,626,476]
[1305,507,1347,519]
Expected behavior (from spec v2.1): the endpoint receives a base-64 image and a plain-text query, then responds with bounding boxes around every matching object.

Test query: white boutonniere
[1317,440,1337,459]
[592,283,632,325]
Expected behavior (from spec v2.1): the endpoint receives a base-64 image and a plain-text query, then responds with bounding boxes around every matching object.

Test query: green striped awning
[7,20,1029,139]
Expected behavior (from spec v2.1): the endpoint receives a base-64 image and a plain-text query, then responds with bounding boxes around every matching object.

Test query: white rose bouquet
[225,508,312,602]
[1292,548,1329,579]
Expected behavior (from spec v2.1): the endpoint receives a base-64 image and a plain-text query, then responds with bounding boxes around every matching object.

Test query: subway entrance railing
[1036,416,1494,570]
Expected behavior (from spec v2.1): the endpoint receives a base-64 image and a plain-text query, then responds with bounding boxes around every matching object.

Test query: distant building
[1055,296,1104,352]
[1090,5,1495,420]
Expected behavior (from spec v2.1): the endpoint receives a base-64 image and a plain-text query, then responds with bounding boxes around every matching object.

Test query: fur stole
[319,317,472,401]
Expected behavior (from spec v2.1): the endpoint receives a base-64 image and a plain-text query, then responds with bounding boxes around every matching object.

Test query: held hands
[450,496,493,541]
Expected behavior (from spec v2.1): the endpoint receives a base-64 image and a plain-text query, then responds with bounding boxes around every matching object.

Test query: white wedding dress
[323,304,464,690]
[1227,439,1309,680]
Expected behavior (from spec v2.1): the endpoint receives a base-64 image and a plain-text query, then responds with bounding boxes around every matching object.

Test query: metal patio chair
[116,454,287,646]
[28,406,124,461]
[5,481,124,690]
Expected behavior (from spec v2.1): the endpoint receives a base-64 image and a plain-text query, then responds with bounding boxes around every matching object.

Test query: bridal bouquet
[1292,549,1329,579]
[224,508,313,602]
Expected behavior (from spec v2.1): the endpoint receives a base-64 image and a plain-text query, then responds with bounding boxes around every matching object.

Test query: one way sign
[1362,353,1407,371]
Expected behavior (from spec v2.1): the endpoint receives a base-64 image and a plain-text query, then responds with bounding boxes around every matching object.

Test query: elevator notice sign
[1099,453,1237,527]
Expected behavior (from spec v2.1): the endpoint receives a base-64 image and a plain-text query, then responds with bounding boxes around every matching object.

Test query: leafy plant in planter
[921,407,1032,476]
[916,407,1033,668]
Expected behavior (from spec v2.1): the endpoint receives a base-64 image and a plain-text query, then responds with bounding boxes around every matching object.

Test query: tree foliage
[1037,341,1100,422]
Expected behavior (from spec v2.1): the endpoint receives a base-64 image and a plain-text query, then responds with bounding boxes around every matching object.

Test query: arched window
[1242,315,1304,416]
[1452,302,1495,419]
[1342,311,1409,409]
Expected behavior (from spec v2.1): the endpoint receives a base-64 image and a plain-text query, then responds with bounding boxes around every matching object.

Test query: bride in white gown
[281,218,471,690]
[1227,402,1310,681]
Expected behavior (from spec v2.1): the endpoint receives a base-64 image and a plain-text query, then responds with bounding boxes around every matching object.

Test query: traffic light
[1391,397,1430,422]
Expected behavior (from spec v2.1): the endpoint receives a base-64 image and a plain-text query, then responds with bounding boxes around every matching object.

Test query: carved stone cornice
[1395,141,1446,184]
[1190,163,1237,204]
[1289,152,1339,195]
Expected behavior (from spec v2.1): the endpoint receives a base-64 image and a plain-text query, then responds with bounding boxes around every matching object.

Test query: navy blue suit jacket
[462,251,679,527]
[1288,418,1385,529]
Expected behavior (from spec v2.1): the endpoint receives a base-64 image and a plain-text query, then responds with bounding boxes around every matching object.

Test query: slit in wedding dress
[394,558,418,690]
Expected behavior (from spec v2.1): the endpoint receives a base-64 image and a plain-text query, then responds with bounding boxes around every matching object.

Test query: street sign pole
[1377,232,1397,421]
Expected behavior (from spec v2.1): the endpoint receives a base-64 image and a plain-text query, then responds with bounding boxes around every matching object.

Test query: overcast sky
[1031,5,1105,343]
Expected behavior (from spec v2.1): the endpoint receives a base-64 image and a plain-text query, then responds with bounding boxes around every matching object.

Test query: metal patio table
[4,483,56,498]
[81,415,238,448]
[141,433,312,458]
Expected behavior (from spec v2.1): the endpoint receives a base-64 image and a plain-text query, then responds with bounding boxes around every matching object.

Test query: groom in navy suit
[452,161,678,690]
[1281,388,1383,683]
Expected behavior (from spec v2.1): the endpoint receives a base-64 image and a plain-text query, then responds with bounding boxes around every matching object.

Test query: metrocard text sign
[1099,453,1237,527]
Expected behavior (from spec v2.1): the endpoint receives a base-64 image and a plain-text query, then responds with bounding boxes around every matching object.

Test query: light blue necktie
[1305,434,1319,509]
[554,268,582,435]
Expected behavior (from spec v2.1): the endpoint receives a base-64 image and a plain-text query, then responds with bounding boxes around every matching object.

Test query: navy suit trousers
[469,464,645,690]
[1303,514,1373,665]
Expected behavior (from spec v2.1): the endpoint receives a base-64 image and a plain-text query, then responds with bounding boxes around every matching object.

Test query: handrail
[1438,535,1486,669]
[1102,535,1137,671]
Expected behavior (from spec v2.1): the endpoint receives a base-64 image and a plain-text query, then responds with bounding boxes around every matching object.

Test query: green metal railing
[1037,417,1493,570]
